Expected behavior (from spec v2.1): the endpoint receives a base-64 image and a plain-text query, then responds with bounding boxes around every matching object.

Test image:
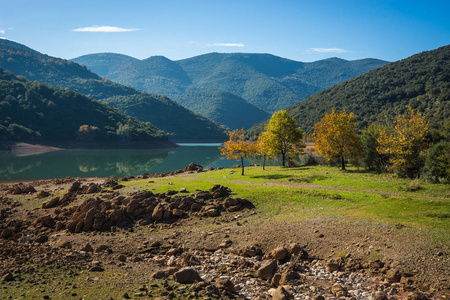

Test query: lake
[0,144,272,182]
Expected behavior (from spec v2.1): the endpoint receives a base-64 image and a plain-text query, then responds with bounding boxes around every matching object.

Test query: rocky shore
[0,164,448,299]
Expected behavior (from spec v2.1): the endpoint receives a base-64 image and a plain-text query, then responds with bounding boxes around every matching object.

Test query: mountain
[172,89,269,130]
[0,39,227,141]
[247,45,450,136]
[72,52,139,77]
[0,68,169,144]
[75,52,389,115]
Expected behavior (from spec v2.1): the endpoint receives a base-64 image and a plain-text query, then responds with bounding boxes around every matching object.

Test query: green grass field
[122,165,450,238]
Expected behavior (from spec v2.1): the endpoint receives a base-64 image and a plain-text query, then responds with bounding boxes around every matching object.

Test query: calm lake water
[0,144,262,182]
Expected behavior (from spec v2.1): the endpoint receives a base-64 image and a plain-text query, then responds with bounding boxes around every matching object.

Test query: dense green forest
[173,89,269,130]
[0,39,227,141]
[72,53,139,78]
[248,45,450,136]
[104,93,228,141]
[0,68,167,142]
[74,52,388,129]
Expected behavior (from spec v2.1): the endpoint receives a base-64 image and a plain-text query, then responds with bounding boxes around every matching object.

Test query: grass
[120,165,449,235]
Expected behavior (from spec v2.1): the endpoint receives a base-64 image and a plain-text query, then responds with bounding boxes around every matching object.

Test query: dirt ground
[0,172,448,299]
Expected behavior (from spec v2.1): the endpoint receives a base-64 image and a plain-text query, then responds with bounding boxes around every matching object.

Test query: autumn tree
[220,129,257,175]
[263,110,304,167]
[312,108,362,170]
[377,108,429,178]
[256,131,276,170]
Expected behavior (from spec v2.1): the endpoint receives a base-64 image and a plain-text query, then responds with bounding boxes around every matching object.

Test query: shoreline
[0,140,178,153]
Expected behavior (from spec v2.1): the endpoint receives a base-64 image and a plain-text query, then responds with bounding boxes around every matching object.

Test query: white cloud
[72,26,140,33]
[0,29,5,34]
[207,43,245,47]
[306,48,350,53]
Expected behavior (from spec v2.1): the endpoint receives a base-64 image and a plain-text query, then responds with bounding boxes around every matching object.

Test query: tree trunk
[241,157,244,175]
[282,152,286,167]
[263,155,266,170]
[341,156,346,170]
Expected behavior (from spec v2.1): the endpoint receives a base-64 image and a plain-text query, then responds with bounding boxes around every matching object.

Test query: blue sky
[0,0,449,62]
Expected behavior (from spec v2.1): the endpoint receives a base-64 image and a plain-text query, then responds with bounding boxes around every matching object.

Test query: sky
[0,0,449,62]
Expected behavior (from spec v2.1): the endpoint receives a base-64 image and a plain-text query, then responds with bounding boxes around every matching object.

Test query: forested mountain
[247,45,450,136]
[0,68,168,143]
[172,89,269,130]
[72,53,139,77]
[75,52,388,116]
[0,39,227,141]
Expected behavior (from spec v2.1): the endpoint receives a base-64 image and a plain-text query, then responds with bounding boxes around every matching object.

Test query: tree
[220,129,257,175]
[256,131,276,170]
[361,124,390,171]
[377,108,429,178]
[423,141,450,183]
[312,108,362,170]
[263,110,304,167]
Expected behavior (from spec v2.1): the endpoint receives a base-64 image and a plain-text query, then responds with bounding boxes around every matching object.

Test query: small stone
[256,260,277,280]
[2,273,13,282]
[173,268,202,284]
[272,286,294,300]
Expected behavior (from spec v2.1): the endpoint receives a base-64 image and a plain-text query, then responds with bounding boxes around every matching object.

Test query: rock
[42,197,60,209]
[195,191,212,200]
[173,268,202,284]
[80,243,93,252]
[68,181,81,194]
[117,255,127,262]
[0,228,14,239]
[56,239,72,249]
[95,244,109,253]
[240,245,262,257]
[326,261,340,272]
[215,278,236,293]
[373,291,389,300]
[152,203,165,221]
[280,271,299,284]
[36,191,51,198]
[2,273,13,282]
[314,296,325,300]
[172,208,184,218]
[108,208,125,223]
[125,199,141,214]
[33,215,55,227]
[184,163,203,172]
[151,267,180,279]
[219,239,232,249]
[122,292,130,299]
[272,286,294,300]
[166,247,180,256]
[271,273,282,287]
[34,235,48,244]
[89,266,105,272]
[288,243,302,255]
[331,283,347,297]
[206,208,220,217]
[385,268,401,283]
[271,247,289,260]
[257,260,278,280]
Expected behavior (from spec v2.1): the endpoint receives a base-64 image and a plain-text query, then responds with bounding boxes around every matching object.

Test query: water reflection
[0,144,255,181]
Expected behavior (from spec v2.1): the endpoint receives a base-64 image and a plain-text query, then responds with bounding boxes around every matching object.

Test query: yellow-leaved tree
[313,108,362,170]
[256,131,276,170]
[220,129,258,175]
[262,110,304,167]
[377,108,429,178]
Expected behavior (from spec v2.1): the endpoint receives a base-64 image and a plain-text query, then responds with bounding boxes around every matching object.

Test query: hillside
[72,53,139,77]
[0,68,168,144]
[103,93,228,141]
[0,39,227,141]
[172,89,269,130]
[248,45,450,136]
[75,52,388,116]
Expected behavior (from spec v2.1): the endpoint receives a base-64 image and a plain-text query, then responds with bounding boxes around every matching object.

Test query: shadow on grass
[250,174,294,180]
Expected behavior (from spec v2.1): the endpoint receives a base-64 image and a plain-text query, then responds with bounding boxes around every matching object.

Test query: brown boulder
[0,228,14,239]
[56,239,72,249]
[152,203,165,221]
[173,268,202,284]
[257,260,277,280]
[271,246,289,260]
[373,291,389,300]
[151,267,180,279]
[36,191,51,198]
[215,278,236,293]
[385,268,401,283]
